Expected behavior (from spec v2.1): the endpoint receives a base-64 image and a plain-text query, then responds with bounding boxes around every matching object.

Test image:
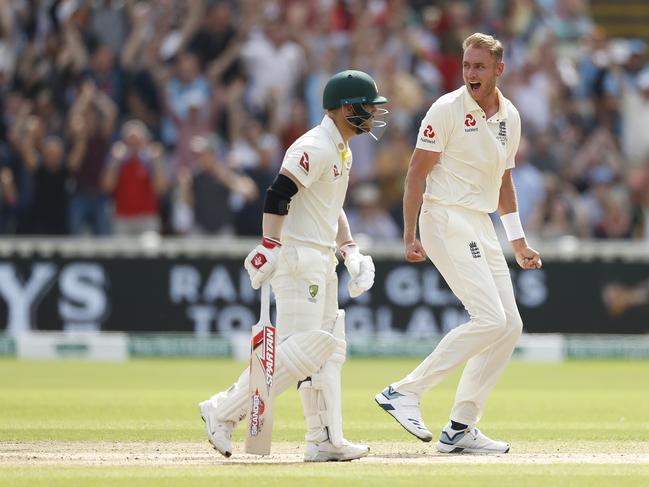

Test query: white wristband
[501,212,525,241]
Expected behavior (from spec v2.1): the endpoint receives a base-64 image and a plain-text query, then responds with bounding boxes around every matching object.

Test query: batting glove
[340,243,375,298]
[244,237,281,289]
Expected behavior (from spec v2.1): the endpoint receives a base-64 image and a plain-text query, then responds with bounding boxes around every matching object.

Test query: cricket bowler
[199,70,388,461]
[375,33,542,454]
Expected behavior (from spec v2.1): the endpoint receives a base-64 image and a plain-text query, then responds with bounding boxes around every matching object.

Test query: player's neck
[477,90,500,119]
[329,114,354,143]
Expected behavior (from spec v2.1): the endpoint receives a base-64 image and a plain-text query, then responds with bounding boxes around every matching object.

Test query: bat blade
[245,283,276,455]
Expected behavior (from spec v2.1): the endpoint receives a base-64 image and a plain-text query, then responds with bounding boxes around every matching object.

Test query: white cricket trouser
[211,241,339,423]
[392,202,523,426]
[271,240,339,340]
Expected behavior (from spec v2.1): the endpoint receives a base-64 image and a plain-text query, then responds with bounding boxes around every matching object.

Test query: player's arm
[498,169,542,270]
[261,168,302,240]
[244,168,302,289]
[403,148,440,262]
[336,209,353,248]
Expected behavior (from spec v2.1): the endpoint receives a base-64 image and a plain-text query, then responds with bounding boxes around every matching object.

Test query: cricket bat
[245,282,276,455]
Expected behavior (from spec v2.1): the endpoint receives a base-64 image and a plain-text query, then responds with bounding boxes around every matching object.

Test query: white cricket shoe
[436,422,510,454]
[374,386,433,442]
[199,400,235,458]
[304,438,369,462]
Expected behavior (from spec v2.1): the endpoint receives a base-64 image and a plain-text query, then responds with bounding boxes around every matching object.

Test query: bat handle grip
[260,281,271,323]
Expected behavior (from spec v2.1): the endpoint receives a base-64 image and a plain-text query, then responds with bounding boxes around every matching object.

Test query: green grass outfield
[1,357,648,486]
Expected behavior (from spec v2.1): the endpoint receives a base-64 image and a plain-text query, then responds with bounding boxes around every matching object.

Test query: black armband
[264,173,299,215]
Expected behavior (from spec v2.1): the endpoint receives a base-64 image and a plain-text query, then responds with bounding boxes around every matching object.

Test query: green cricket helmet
[322,70,388,110]
[322,70,388,140]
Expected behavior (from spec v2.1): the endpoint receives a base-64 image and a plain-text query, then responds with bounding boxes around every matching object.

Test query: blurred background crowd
[0,0,648,241]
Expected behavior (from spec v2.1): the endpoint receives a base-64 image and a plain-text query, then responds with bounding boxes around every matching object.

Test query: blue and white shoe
[374,386,433,442]
[436,422,510,454]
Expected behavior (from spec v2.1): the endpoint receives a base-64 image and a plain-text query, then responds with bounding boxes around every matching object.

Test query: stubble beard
[467,77,497,104]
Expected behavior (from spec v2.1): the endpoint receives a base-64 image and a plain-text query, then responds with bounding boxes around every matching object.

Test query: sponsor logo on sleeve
[419,124,436,144]
[299,152,310,173]
[464,114,478,132]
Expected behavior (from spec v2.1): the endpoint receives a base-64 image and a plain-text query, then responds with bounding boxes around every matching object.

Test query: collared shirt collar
[321,115,347,153]
[462,85,509,121]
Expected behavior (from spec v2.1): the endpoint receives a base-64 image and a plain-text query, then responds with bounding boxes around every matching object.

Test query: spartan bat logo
[252,326,275,392]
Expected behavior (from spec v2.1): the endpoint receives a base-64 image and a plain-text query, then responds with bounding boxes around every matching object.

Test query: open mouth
[469,81,481,93]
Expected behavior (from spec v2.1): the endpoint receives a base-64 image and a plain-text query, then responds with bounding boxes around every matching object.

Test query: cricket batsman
[375,33,541,454]
[199,70,388,461]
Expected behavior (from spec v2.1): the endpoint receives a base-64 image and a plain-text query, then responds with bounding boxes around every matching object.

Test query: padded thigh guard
[213,330,336,423]
[280,329,338,380]
[298,310,347,447]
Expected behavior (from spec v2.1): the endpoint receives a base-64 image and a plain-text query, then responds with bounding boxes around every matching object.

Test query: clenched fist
[513,241,542,270]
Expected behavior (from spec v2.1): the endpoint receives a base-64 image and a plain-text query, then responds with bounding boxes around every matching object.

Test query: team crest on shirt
[496,121,507,145]
[332,161,341,178]
[299,152,310,173]
[308,284,319,303]
[419,124,436,145]
[469,241,481,259]
[464,114,478,132]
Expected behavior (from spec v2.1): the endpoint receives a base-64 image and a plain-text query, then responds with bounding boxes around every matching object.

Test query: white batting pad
[298,310,347,447]
[212,329,336,423]
[281,330,337,379]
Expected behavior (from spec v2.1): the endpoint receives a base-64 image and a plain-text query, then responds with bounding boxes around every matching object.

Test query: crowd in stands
[0,0,648,241]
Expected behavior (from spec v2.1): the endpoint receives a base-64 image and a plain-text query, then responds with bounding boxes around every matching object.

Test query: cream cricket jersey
[281,115,352,248]
[415,85,521,213]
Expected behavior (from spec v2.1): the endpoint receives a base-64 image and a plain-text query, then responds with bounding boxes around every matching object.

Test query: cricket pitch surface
[2,441,648,466]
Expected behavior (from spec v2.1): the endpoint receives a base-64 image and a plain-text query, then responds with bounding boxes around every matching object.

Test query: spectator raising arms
[173,136,257,235]
[67,80,117,235]
[0,0,646,241]
[102,120,167,236]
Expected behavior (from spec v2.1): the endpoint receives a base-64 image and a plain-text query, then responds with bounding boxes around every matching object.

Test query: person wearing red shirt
[102,120,167,235]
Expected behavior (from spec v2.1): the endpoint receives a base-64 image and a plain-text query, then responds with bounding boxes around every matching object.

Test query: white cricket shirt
[415,86,521,213]
[281,115,352,248]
